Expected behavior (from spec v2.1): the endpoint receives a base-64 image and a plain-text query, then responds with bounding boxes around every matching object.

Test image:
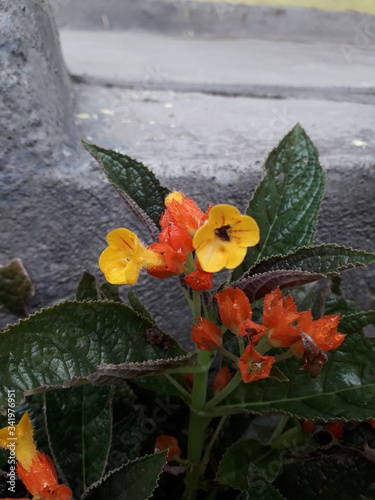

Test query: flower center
[215,224,231,242]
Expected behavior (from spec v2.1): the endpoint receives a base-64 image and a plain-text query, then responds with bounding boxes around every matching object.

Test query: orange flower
[263,288,300,348]
[215,287,266,343]
[213,366,232,393]
[192,317,223,351]
[215,288,251,334]
[148,225,192,277]
[155,435,182,462]
[292,311,345,354]
[162,191,205,237]
[17,451,72,499]
[326,422,344,439]
[0,413,72,500]
[302,421,315,433]
[185,259,213,290]
[238,345,275,383]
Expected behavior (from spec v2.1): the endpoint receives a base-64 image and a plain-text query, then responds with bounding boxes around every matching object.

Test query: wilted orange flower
[193,204,260,273]
[155,435,182,462]
[263,288,300,348]
[0,413,72,500]
[162,191,205,237]
[185,259,213,290]
[192,317,223,351]
[213,366,232,393]
[292,311,345,354]
[238,345,275,383]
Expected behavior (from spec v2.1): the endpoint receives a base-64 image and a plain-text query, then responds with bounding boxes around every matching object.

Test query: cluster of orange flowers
[192,287,346,382]
[0,413,72,500]
[99,192,260,287]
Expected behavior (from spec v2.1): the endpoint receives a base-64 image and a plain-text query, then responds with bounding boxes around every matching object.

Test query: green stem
[199,416,227,475]
[237,336,245,356]
[164,374,191,401]
[204,371,242,410]
[184,349,210,500]
[274,349,294,362]
[219,347,239,364]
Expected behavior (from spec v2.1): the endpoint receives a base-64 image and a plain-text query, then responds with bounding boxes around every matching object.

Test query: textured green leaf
[76,271,101,301]
[82,142,170,239]
[108,407,144,471]
[45,385,112,495]
[247,464,285,500]
[0,259,34,316]
[208,331,375,421]
[100,283,122,302]
[236,270,324,302]
[216,439,281,491]
[339,310,375,335]
[274,450,375,500]
[232,124,325,280]
[82,451,167,500]
[234,244,375,302]
[325,276,360,316]
[237,244,375,281]
[128,291,154,323]
[0,301,195,407]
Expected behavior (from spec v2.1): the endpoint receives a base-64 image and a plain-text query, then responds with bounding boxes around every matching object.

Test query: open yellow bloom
[0,412,37,471]
[192,204,259,273]
[99,228,165,285]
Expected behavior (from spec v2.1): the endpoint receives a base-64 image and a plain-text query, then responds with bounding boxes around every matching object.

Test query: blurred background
[1,0,374,344]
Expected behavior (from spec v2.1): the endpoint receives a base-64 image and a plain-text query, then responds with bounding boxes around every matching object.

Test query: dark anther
[215,224,231,241]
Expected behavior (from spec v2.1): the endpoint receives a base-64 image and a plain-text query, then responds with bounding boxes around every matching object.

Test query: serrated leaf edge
[80,451,168,500]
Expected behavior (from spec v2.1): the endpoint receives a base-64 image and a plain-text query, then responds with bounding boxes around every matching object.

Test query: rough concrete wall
[0,0,76,167]
[0,0,77,327]
[0,0,374,347]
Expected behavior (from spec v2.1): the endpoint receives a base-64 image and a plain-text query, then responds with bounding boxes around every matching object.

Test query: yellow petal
[224,240,248,269]
[231,215,260,247]
[106,228,139,254]
[0,413,37,471]
[195,239,228,273]
[192,223,215,249]
[124,258,142,285]
[208,204,241,228]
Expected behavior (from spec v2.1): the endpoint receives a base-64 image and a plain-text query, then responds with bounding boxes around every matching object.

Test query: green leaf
[232,124,325,280]
[108,407,144,471]
[82,451,167,500]
[0,301,195,406]
[234,244,375,301]
[128,291,154,323]
[0,259,34,316]
[216,439,281,491]
[274,450,375,499]
[209,329,375,421]
[339,310,375,335]
[76,271,101,301]
[82,142,170,239]
[100,283,122,302]
[45,385,112,495]
[238,244,375,280]
[325,276,360,316]
[236,270,324,302]
[247,464,285,500]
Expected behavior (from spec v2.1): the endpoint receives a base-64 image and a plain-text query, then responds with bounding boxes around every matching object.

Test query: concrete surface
[1,0,375,347]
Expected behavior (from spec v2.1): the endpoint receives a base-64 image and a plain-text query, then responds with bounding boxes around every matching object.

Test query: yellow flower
[192,204,259,273]
[0,412,37,471]
[99,228,165,285]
